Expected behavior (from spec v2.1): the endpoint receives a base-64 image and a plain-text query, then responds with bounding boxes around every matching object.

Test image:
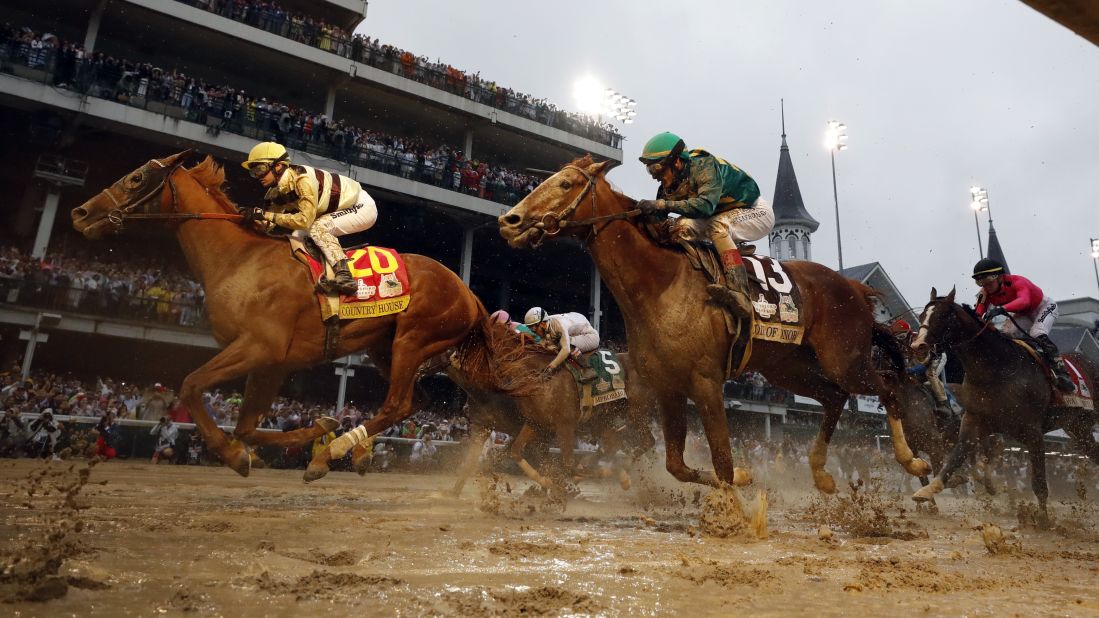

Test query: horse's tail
[453,318,544,397]
[872,323,907,379]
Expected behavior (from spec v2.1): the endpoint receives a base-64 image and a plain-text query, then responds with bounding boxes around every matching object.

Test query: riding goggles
[247,162,273,179]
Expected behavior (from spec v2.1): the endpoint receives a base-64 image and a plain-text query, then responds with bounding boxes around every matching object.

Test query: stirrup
[706,284,752,319]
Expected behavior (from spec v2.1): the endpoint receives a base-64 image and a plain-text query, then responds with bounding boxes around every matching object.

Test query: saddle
[1011,340,1094,410]
[562,349,627,423]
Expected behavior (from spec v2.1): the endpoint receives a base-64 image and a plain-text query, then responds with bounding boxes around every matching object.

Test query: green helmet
[639,132,688,163]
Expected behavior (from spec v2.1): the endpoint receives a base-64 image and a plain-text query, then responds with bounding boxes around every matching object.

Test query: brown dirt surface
[3,459,1099,616]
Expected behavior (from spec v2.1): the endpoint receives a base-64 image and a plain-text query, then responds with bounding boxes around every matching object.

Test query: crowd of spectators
[174,0,623,148]
[0,244,207,328]
[0,23,546,207]
[0,364,471,465]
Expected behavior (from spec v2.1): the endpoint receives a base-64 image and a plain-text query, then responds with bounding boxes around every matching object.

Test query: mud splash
[0,460,104,603]
[801,479,924,539]
[698,483,748,538]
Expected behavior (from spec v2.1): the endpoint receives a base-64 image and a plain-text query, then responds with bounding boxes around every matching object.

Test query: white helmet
[523,307,547,326]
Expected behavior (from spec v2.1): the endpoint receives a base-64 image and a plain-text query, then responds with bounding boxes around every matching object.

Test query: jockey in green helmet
[637,132,774,319]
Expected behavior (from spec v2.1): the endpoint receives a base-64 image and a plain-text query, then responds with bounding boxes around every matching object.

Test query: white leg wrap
[329,425,369,459]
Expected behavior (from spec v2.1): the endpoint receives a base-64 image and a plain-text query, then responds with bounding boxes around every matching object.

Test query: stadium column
[325,85,337,119]
[464,128,473,160]
[589,266,602,333]
[31,191,60,260]
[460,224,475,285]
[84,0,108,54]
[764,413,771,440]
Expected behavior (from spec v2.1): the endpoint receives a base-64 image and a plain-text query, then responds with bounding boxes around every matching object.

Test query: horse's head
[911,286,967,362]
[71,150,192,239]
[498,156,617,248]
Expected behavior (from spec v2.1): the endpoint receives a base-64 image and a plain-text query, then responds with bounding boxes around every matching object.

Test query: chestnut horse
[448,349,654,495]
[72,151,523,480]
[498,157,929,492]
[910,288,1099,516]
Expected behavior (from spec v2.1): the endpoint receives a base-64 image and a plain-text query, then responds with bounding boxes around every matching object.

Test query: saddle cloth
[679,239,806,346]
[289,237,412,321]
[564,349,627,423]
[1012,340,1094,410]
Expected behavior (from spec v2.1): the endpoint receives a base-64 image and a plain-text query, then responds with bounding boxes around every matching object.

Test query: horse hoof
[225,448,251,477]
[303,463,329,483]
[733,467,753,487]
[812,470,836,494]
[316,416,340,433]
[907,457,932,477]
[353,455,371,476]
[912,478,944,502]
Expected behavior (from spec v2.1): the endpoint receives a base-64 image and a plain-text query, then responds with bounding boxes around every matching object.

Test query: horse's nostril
[72,207,88,220]
[501,214,521,227]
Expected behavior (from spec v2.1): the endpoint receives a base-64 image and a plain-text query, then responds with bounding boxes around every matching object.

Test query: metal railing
[171,0,623,148]
[0,42,538,207]
[0,279,210,331]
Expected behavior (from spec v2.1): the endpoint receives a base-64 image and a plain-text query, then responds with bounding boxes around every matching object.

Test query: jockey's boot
[1036,335,1075,392]
[317,259,358,296]
[707,263,754,319]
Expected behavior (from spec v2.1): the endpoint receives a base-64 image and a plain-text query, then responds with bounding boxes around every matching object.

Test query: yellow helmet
[241,141,289,171]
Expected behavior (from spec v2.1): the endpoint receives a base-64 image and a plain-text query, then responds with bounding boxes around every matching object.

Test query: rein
[103,158,243,228]
[533,165,641,241]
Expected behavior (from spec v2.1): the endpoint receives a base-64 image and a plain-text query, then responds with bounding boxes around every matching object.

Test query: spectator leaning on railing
[0,22,546,208]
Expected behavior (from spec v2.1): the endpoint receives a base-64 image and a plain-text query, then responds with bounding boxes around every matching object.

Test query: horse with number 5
[71,151,530,479]
[499,156,929,492]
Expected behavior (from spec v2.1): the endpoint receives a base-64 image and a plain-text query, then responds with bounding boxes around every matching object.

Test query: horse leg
[914,413,983,502]
[1024,433,1050,523]
[1065,416,1099,467]
[656,390,712,486]
[512,424,555,490]
[450,425,490,497]
[881,389,932,478]
[178,338,281,476]
[305,335,458,482]
[232,368,338,447]
[693,381,751,487]
[807,391,849,494]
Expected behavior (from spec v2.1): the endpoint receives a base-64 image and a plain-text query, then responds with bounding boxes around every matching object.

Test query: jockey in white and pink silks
[522,307,600,372]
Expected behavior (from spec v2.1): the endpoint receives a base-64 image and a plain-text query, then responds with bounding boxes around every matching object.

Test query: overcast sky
[362,0,1099,308]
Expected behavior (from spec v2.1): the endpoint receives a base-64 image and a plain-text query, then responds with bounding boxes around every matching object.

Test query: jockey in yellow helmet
[241,142,378,295]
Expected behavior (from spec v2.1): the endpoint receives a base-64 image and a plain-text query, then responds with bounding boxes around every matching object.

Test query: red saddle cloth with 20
[304,246,412,320]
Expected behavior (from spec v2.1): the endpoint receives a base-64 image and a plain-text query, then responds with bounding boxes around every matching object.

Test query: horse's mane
[186,156,238,214]
[561,155,639,208]
[454,320,546,397]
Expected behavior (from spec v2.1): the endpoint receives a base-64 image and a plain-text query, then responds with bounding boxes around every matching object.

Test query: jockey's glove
[637,199,665,214]
[239,206,266,223]
[983,306,1007,320]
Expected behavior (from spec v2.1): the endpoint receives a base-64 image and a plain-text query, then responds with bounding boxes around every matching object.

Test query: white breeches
[571,332,600,354]
[315,191,378,237]
[999,296,1058,339]
[673,197,775,244]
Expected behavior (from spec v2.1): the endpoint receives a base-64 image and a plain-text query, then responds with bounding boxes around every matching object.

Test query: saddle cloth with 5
[289,238,412,321]
[564,349,627,423]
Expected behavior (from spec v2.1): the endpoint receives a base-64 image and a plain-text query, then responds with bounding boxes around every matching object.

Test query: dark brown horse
[71,152,523,480]
[498,156,929,493]
[448,347,653,495]
[910,288,1099,515]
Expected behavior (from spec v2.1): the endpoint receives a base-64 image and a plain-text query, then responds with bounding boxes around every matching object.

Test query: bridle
[529,165,641,246]
[99,157,242,230]
[918,299,993,357]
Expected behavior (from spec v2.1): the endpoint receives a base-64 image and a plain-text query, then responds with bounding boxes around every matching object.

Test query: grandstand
[0,0,625,402]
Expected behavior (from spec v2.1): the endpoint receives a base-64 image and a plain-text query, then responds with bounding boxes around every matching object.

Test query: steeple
[986,222,1010,274]
[769,100,819,261]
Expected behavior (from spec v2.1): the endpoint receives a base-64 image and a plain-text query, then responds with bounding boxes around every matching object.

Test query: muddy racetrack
[2,458,1099,616]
